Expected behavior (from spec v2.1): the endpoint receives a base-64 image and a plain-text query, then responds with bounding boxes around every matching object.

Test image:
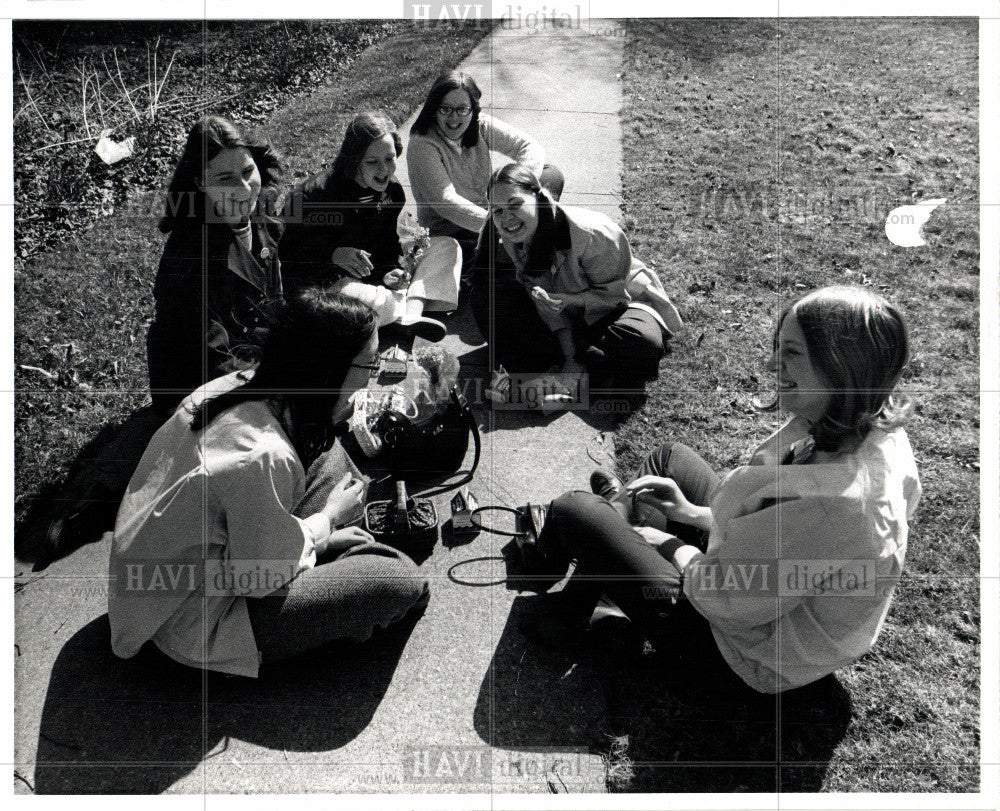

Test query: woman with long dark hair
[109,289,429,677]
[407,72,565,282]
[528,286,921,695]
[472,163,683,395]
[147,114,285,414]
[280,112,460,342]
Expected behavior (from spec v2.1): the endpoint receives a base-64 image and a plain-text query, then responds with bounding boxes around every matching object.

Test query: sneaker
[589,469,625,501]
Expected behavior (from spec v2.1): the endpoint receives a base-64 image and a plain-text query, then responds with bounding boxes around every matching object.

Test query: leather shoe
[397,315,446,343]
[589,469,625,501]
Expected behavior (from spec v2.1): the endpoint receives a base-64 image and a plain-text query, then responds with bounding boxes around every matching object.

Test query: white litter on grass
[884,198,947,247]
[94,129,136,165]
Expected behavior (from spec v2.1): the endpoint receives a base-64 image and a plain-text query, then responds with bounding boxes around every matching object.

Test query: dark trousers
[577,303,666,387]
[246,442,429,664]
[539,442,721,629]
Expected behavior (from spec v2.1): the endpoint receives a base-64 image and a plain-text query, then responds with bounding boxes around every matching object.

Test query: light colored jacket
[502,204,683,334]
[108,373,319,678]
[683,417,922,693]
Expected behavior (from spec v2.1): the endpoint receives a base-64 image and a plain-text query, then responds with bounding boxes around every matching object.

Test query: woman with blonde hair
[529,286,921,695]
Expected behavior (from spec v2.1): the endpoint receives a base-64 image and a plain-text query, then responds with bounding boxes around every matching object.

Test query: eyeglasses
[351,362,381,379]
[437,104,472,117]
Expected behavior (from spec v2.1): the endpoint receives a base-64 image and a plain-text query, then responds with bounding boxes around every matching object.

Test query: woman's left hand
[382,268,411,290]
[531,285,566,313]
[316,525,374,556]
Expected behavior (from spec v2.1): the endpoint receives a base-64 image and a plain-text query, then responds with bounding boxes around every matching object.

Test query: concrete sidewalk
[15,20,631,796]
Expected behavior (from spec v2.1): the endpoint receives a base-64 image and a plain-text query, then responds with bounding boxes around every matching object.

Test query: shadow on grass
[473,595,852,792]
[33,610,422,794]
[15,405,165,571]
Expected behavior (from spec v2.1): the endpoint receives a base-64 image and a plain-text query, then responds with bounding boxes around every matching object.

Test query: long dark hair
[189,288,376,468]
[482,162,558,274]
[330,112,403,185]
[763,285,911,451]
[410,71,482,149]
[158,115,281,234]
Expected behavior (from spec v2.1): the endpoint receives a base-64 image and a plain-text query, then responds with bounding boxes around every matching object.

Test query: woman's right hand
[315,525,374,556]
[531,285,565,313]
[625,475,708,528]
[322,472,367,526]
[331,247,374,278]
[382,268,411,290]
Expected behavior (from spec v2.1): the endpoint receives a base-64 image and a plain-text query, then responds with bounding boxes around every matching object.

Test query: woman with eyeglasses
[407,72,565,289]
[109,288,429,678]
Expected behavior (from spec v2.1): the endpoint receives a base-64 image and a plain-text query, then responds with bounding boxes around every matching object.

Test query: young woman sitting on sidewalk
[406,71,565,284]
[41,115,285,558]
[148,114,286,414]
[109,290,429,677]
[280,112,461,342]
[529,286,921,694]
[471,163,683,397]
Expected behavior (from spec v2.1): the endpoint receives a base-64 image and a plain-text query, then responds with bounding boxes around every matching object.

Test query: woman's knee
[347,544,429,609]
[539,164,565,201]
[640,442,685,477]
[549,489,604,522]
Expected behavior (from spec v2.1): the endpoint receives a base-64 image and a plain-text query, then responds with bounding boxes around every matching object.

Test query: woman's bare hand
[322,473,367,526]
[316,525,374,556]
[626,475,699,526]
[382,268,411,290]
[531,285,565,313]
[332,247,374,278]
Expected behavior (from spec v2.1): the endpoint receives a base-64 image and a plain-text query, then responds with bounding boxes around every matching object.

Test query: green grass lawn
[608,17,980,792]
[13,21,492,528]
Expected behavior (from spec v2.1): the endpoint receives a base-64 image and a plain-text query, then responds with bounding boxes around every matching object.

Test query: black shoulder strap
[415,388,481,499]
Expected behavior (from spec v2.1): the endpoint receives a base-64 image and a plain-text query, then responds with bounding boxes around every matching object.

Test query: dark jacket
[279,170,405,292]
[146,215,284,412]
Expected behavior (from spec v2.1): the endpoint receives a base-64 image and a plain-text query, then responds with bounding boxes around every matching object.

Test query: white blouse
[682,417,922,693]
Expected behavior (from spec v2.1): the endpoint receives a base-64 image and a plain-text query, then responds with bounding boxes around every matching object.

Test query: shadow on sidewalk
[472,595,852,792]
[15,406,166,571]
[32,610,422,794]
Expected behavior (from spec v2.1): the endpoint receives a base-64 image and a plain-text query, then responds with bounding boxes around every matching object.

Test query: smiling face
[435,88,474,142]
[767,311,832,424]
[354,133,397,193]
[199,147,261,226]
[489,182,539,246]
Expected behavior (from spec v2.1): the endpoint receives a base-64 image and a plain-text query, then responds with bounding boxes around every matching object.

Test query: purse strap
[414,387,482,498]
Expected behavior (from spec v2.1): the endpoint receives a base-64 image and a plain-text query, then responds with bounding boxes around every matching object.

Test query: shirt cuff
[672,545,701,571]
[300,512,332,551]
